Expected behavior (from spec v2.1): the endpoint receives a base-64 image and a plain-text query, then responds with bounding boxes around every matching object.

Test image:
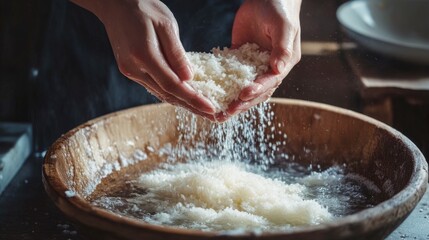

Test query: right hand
[95,0,216,120]
[216,0,301,122]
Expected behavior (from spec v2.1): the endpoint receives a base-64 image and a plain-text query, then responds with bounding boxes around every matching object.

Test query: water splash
[174,102,285,169]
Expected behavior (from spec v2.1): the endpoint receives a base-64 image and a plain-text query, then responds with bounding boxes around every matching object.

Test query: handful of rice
[186,43,270,113]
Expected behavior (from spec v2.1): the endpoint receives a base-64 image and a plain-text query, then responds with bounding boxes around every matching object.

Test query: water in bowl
[88,103,383,232]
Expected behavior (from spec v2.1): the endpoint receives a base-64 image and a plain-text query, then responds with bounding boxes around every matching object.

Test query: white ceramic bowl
[337,0,429,64]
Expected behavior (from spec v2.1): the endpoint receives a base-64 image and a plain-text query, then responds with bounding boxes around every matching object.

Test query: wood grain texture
[42,99,428,240]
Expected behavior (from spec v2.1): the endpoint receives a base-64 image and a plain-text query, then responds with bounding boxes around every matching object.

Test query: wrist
[70,0,137,24]
[70,0,101,16]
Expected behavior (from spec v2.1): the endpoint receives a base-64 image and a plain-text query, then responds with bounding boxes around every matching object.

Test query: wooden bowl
[43,98,428,240]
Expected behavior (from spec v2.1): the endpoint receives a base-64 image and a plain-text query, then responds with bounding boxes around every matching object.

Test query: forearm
[70,0,103,15]
[70,0,124,23]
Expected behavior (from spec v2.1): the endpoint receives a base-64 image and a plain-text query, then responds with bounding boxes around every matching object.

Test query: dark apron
[32,0,242,153]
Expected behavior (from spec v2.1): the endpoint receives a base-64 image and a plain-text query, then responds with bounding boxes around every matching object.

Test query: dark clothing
[33,0,242,152]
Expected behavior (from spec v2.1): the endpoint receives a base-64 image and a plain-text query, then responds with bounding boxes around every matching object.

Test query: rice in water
[91,44,380,233]
[131,160,332,231]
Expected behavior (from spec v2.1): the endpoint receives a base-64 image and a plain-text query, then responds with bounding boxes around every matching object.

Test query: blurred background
[0,0,244,154]
[2,0,427,157]
[0,0,428,238]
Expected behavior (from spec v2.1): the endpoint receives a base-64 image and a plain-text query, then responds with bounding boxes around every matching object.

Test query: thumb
[269,26,295,74]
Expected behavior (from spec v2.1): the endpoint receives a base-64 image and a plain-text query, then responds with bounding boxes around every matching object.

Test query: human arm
[71,0,217,120]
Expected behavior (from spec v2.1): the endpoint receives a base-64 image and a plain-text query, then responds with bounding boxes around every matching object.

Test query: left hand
[217,0,302,121]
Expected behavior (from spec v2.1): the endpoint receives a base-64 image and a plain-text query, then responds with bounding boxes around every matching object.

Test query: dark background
[1,0,429,239]
[1,0,428,158]
[1,0,243,153]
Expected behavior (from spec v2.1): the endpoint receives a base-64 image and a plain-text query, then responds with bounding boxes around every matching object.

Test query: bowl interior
[337,0,429,51]
[366,0,429,42]
[43,99,428,240]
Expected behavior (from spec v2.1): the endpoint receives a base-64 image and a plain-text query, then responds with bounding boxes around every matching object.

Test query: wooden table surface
[1,0,428,239]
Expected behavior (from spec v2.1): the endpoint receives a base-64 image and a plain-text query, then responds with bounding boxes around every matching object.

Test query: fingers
[105,0,215,120]
[135,24,216,115]
[156,20,193,81]
[239,28,301,102]
[226,88,275,117]
[215,112,230,123]
[239,73,282,101]
[229,29,301,117]
[240,89,274,112]
[219,89,273,123]
[225,99,247,116]
[270,22,297,74]
[224,0,303,120]
[132,73,216,121]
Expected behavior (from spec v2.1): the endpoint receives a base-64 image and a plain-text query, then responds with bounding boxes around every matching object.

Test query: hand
[72,0,216,120]
[218,0,302,121]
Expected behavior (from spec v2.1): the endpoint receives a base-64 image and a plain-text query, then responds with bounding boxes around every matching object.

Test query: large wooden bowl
[43,98,428,240]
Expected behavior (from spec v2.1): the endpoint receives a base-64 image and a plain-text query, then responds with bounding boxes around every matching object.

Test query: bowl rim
[336,0,429,51]
[42,98,428,238]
